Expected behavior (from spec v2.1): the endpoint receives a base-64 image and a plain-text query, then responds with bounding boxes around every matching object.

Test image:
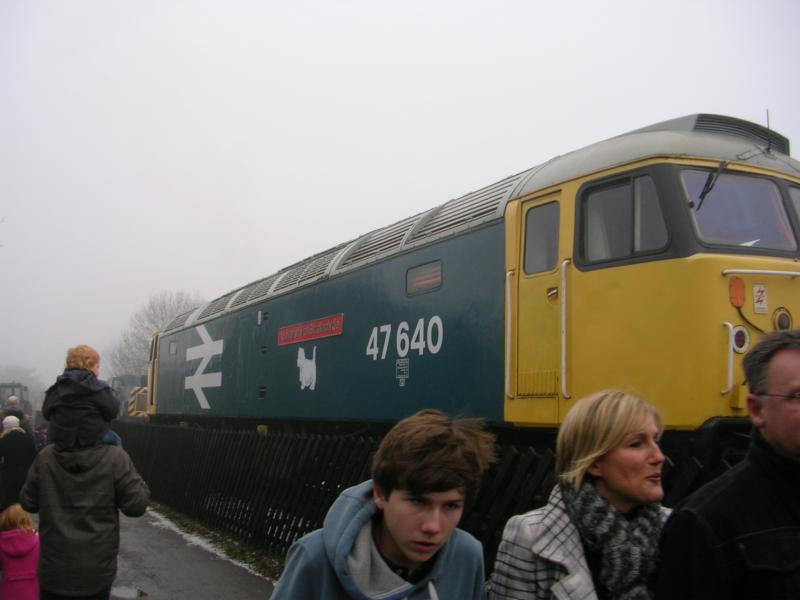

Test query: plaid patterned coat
[488,486,598,600]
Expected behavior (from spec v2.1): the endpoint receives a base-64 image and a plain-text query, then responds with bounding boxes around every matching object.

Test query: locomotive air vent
[631,114,790,155]
[245,274,281,303]
[228,283,259,309]
[694,114,790,155]
[272,265,304,292]
[340,216,418,268]
[163,310,193,332]
[407,172,526,242]
[298,245,346,284]
[197,291,236,320]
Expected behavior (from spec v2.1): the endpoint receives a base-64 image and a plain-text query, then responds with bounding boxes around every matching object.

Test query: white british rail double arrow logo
[184,325,223,409]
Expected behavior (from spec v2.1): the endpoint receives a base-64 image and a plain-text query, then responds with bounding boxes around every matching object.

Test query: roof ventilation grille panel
[272,264,305,293]
[408,173,525,242]
[164,311,193,332]
[196,292,235,320]
[299,245,347,284]
[341,217,418,268]
[246,274,281,302]
[694,114,790,155]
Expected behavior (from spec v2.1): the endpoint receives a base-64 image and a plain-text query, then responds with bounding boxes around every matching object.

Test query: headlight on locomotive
[732,325,750,354]
[773,308,792,331]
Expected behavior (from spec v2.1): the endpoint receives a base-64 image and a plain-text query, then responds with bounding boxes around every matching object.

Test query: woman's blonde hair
[556,389,663,490]
[65,344,100,371]
[0,503,36,532]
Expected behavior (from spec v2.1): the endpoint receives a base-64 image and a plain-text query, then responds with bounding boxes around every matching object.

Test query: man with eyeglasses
[656,329,800,599]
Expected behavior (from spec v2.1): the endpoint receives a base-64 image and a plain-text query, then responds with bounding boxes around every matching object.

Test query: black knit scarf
[561,482,665,600]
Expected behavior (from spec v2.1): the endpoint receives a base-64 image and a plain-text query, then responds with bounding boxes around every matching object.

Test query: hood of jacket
[322,480,455,600]
[50,444,110,474]
[46,368,109,396]
[0,529,38,558]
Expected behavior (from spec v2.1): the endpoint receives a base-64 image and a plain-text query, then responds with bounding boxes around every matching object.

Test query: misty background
[2,0,799,407]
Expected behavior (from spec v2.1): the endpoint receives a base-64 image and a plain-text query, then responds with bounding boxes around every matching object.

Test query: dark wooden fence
[116,420,741,571]
[115,421,558,568]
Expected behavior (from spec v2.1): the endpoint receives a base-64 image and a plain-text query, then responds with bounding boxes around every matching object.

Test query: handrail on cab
[721,321,734,396]
[561,259,571,400]
[722,269,800,278]
[505,270,514,399]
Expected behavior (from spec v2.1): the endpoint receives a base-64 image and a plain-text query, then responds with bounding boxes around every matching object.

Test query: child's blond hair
[0,503,36,532]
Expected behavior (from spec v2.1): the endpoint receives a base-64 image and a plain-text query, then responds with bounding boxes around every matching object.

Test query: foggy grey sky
[2,0,799,394]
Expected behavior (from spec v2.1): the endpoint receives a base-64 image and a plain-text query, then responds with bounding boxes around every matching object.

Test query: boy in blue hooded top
[272,409,496,600]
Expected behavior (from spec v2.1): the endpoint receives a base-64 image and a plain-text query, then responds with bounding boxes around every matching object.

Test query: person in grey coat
[489,390,669,600]
[20,441,150,600]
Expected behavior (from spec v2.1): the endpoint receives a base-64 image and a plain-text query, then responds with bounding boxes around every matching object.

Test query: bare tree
[108,290,204,377]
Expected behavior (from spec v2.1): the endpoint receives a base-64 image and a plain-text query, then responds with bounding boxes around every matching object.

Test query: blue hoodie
[271,480,487,600]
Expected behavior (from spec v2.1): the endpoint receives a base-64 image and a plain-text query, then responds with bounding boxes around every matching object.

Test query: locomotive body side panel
[155,223,505,422]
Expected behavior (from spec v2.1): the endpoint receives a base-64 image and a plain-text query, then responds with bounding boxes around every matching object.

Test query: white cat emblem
[297,346,317,391]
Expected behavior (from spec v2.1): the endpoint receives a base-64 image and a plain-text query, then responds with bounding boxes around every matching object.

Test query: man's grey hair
[5,395,19,406]
[742,329,800,395]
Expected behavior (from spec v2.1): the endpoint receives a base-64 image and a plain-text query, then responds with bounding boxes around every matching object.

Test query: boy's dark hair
[371,409,495,503]
[742,329,800,394]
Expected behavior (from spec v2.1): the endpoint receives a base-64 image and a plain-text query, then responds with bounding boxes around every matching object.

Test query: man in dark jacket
[655,329,800,599]
[20,440,150,599]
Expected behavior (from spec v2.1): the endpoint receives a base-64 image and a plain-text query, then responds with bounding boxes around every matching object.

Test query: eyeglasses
[758,392,800,403]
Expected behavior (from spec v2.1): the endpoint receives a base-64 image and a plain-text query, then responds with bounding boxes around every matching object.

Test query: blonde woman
[489,390,668,600]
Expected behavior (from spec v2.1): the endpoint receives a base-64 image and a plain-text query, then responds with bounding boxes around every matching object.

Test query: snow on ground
[146,508,272,581]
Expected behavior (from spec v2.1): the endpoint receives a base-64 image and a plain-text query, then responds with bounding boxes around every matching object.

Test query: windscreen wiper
[695,161,729,211]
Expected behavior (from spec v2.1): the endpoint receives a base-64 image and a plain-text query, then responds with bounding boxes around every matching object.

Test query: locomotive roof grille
[196,291,236,319]
[227,287,249,309]
[631,113,790,155]
[164,310,193,332]
[246,274,281,302]
[341,216,418,267]
[407,173,524,241]
[273,264,304,292]
[299,246,343,283]
[271,243,350,293]
[228,284,257,309]
[695,114,790,155]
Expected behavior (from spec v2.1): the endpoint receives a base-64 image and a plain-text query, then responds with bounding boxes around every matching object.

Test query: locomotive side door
[509,194,563,425]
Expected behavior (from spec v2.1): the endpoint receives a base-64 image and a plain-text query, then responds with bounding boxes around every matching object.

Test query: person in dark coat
[43,345,119,450]
[20,439,150,599]
[0,416,37,509]
[655,328,800,599]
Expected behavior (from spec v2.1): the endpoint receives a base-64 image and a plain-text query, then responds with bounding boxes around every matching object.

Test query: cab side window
[790,187,800,222]
[524,202,559,274]
[581,175,667,262]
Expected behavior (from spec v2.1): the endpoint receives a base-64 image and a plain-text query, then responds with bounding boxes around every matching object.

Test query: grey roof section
[163,114,800,332]
[510,114,800,202]
[630,114,790,154]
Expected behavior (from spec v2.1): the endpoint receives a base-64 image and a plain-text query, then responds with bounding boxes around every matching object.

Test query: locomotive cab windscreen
[683,169,798,252]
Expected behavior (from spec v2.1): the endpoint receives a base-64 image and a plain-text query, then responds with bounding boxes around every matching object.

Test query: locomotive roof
[164,114,800,333]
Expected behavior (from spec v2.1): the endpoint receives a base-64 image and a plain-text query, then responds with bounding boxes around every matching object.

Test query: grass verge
[150,501,285,580]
